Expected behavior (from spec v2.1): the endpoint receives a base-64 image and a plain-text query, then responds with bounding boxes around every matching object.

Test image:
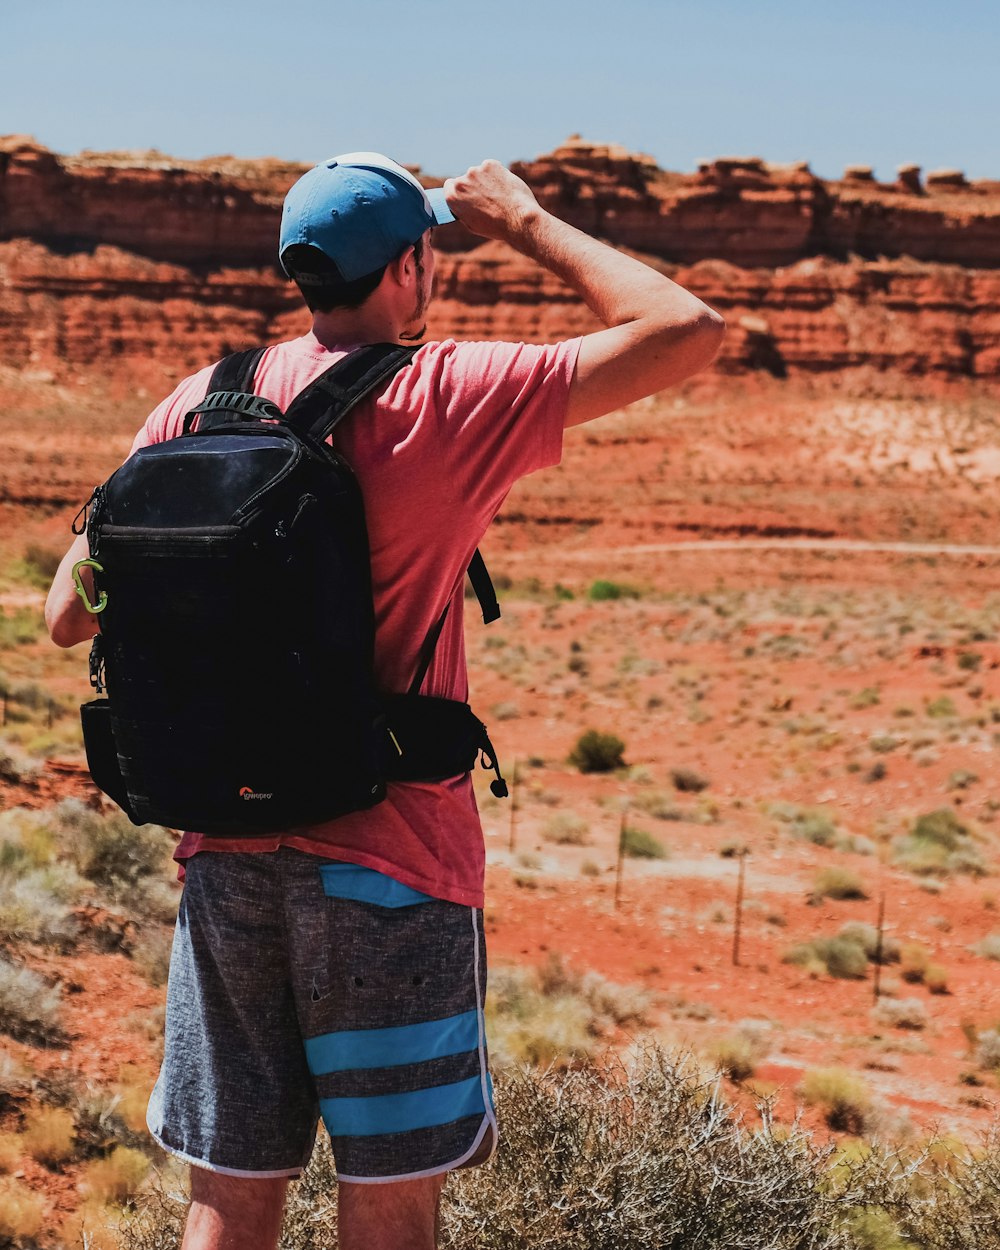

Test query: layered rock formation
[2,132,999,389]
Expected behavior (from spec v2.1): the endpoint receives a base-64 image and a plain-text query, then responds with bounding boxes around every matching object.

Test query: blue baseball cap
[279,151,455,282]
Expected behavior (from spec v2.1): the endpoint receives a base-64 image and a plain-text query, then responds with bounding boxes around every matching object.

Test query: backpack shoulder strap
[283,342,417,442]
[182,346,269,433]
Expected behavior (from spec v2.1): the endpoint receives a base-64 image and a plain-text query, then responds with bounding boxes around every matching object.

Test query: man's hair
[283,235,426,314]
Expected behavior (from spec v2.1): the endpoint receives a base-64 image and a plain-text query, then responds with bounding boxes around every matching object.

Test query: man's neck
[310,306,401,350]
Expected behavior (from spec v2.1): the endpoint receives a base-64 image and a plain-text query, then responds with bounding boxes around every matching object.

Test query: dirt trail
[505,539,1000,560]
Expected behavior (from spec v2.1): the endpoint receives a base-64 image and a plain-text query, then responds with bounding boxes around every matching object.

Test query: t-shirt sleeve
[420,337,581,521]
[127,365,216,454]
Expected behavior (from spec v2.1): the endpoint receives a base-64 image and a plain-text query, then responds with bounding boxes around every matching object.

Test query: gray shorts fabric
[146,848,497,1182]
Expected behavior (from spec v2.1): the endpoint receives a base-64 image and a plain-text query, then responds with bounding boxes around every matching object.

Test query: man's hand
[442,156,725,428]
[442,160,542,245]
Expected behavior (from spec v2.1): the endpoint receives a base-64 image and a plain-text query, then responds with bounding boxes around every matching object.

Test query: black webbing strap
[183,347,268,433]
[283,342,418,443]
[408,550,500,695]
[467,549,500,624]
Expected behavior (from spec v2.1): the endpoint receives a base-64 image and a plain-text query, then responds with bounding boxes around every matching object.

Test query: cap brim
[426,186,455,226]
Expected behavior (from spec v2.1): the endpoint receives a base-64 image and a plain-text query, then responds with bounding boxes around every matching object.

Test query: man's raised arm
[443,160,725,427]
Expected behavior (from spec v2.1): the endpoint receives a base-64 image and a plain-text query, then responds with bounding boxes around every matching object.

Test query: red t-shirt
[130,332,581,906]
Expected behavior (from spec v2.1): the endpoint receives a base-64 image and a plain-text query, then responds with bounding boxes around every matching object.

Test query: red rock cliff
[2,133,999,389]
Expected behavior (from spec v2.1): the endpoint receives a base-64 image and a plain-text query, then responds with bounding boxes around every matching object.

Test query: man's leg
[338,1175,445,1250]
[182,1169,288,1250]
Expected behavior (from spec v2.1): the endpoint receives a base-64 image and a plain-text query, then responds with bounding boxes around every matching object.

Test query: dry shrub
[977,1030,1000,1071]
[838,922,900,966]
[541,812,591,846]
[22,1105,76,1165]
[60,1199,124,1250]
[894,807,986,878]
[0,1132,21,1173]
[708,1020,771,1081]
[899,943,930,984]
[785,936,868,980]
[924,963,949,994]
[812,867,868,901]
[125,1048,858,1250]
[0,954,62,1043]
[800,1067,873,1134]
[873,997,928,1032]
[0,1176,46,1241]
[486,955,651,1069]
[82,1145,152,1204]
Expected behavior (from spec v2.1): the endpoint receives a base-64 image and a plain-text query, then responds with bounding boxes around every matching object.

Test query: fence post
[614,808,627,911]
[732,849,748,967]
[873,891,886,1002]
[507,758,519,855]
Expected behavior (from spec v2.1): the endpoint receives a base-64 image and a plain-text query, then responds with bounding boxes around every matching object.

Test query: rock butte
[2,132,1000,389]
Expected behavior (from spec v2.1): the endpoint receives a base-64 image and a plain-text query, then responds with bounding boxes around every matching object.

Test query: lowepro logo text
[239,786,273,801]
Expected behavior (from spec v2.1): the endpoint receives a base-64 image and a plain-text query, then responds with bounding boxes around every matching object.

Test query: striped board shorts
[146,848,496,1182]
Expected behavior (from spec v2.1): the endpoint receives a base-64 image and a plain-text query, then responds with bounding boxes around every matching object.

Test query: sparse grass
[769,802,839,847]
[570,728,627,774]
[895,807,987,877]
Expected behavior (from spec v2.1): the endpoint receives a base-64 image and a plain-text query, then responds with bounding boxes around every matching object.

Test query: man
[46,151,724,1249]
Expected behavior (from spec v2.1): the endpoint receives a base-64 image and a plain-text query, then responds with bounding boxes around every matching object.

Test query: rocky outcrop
[2,133,999,388]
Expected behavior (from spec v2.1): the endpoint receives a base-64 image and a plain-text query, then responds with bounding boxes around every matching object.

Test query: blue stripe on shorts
[305,1009,481,1075]
[320,1075,488,1137]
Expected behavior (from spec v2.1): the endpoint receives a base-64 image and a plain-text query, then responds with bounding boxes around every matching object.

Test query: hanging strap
[183,347,269,433]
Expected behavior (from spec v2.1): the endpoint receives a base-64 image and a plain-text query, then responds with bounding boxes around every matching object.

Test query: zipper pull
[478,726,508,798]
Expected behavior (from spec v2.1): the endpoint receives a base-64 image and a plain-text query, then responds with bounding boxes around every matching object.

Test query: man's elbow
[687,305,726,364]
[658,304,726,379]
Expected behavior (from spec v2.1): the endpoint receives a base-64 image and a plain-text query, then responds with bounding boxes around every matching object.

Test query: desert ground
[2,364,1000,1240]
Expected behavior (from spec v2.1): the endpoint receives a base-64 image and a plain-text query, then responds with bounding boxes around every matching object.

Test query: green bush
[587,580,640,602]
[621,827,666,860]
[569,729,626,773]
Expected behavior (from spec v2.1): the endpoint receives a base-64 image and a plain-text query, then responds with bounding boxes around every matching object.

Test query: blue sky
[2,0,998,183]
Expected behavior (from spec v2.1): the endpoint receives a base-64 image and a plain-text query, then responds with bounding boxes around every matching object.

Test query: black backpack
[73,342,508,836]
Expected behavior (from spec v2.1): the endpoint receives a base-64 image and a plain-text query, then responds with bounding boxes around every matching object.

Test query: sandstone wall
[2,133,999,388]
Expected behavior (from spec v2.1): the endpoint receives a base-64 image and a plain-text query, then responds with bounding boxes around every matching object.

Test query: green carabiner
[71,559,108,615]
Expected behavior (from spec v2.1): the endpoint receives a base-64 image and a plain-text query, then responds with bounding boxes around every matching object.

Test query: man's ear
[387,245,417,289]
